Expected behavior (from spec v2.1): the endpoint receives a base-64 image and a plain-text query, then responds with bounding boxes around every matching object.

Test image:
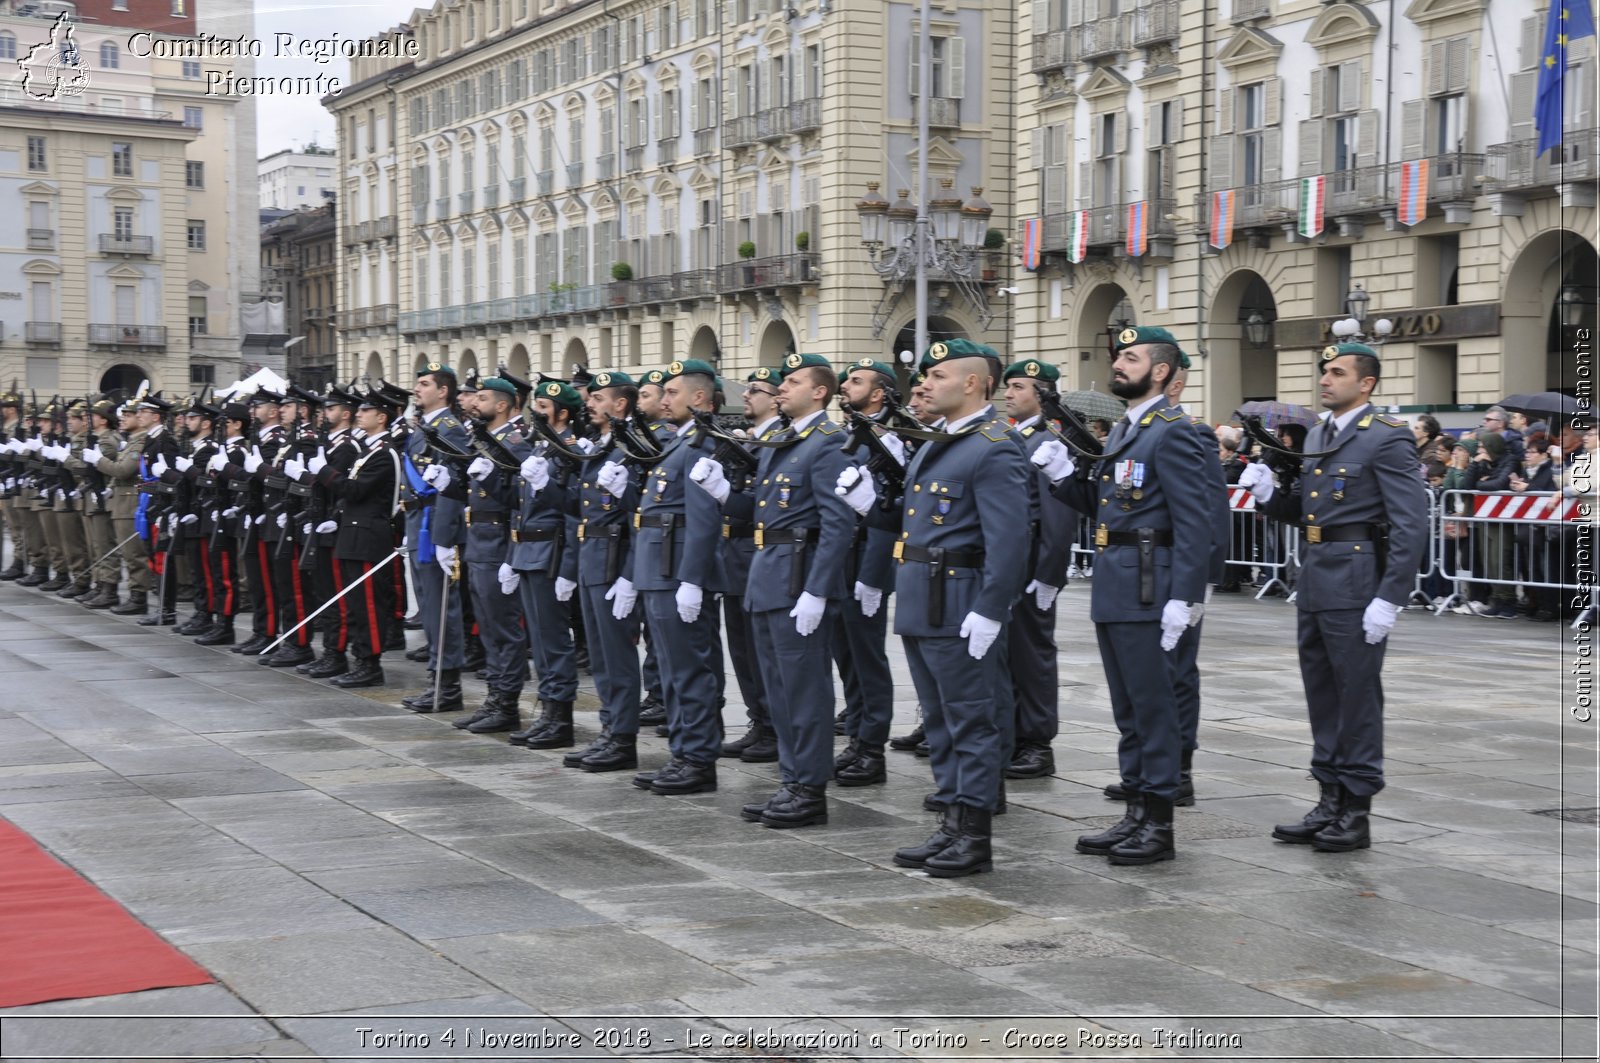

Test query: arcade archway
[97,363,148,398]
[1503,229,1598,393]
[1209,269,1280,417]
[687,325,719,367]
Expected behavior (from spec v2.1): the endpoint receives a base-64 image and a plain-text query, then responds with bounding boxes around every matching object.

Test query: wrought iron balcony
[26,228,54,251]
[624,146,645,174]
[457,190,475,213]
[725,98,822,149]
[1039,199,1177,253]
[566,162,584,186]
[1485,129,1598,192]
[1076,16,1129,61]
[435,197,450,218]
[596,153,615,181]
[543,284,604,314]
[99,234,154,255]
[719,253,820,293]
[509,177,526,201]
[372,217,397,239]
[88,323,166,348]
[926,96,960,127]
[24,321,61,344]
[1031,30,1073,74]
[537,170,554,195]
[694,129,716,156]
[1231,0,1271,22]
[338,304,397,330]
[482,185,499,209]
[1133,1,1181,46]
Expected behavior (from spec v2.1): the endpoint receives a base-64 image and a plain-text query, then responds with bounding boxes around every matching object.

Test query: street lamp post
[1331,282,1394,345]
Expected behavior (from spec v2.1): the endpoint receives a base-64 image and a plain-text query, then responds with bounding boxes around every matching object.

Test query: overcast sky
[249,1,415,157]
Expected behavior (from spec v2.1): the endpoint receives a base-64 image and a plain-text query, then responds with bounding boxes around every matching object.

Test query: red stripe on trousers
[289,560,309,647]
[220,548,234,616]
[361,562,381,658]
[331,558,349,652]
[256,540,277,635]
[199,545,215,611]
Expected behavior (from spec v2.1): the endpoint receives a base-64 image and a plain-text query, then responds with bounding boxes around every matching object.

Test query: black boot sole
[579,756,639,773]
[1108,848,1176,866]
[761,811,828,829]
[1311,836,1371,853]
[925,860,993,878]
[1270,828,1322,844]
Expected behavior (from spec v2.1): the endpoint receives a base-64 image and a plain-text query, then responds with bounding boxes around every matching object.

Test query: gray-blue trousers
[580,580,641,736]
[1298,608,1386,797]
[641,589,723,765]
[410,551,464,670]
[1095,621,1182,801]
[516,570,577,703]
[904,633,1007,812]
[467,561,527,695]
[832,595,894,744]
[752,605,839,787]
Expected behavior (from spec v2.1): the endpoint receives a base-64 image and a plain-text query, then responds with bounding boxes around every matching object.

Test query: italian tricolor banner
[1125,201,1149,257]
[1396,159,1429,226]
[1209,189,1236,250]
[1297,175,1326,238]
[1066,210,1090,263]
[1020,218,1041,271]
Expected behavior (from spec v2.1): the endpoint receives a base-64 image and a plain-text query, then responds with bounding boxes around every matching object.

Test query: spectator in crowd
[1216,426,1248,484]
[1413,414,1449,485]
[1511,437,1561,621]
[1090,417,1112,442]
[1439,438,1482,612]
[1461,429,1518,618]
[1277,423,1308,453]
[1481,406,1525,465]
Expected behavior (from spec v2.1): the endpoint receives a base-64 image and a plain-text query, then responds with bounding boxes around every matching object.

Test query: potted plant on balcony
[609,261,633,305]
[795,231,810,251]
[738,241,757,286]
[982,228,1006,281]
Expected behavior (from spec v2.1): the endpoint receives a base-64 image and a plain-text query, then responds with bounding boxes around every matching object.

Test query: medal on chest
[1113,460,1146,510]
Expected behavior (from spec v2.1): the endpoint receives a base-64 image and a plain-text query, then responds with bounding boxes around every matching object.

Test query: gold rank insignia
[668,360,684,375]
[785,353,803,369]
[595,372,612,387]
[1024,361,1041,377]
[857,358,874,368]
[426,361,443,372]
[1322,345,1341,361]
[544,382,562,397]
[929,342,949,360]
[1119,328,1139,345]
[754,368,773,380]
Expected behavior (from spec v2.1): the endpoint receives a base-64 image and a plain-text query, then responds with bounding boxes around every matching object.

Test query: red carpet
[0,817,212,1007]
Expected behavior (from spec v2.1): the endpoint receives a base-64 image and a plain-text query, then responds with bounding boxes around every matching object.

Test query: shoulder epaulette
[438,415,459,428]
[813,421,841,436]
[1374,414,1405,428]
[979,420,1011,442]
[1150,407,1184,422]
[1357,413,1375,429]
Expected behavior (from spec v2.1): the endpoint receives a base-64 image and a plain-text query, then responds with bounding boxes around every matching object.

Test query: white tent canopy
[216,367,290,401]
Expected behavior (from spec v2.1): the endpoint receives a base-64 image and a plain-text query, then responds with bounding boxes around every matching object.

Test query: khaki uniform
[65,432,117,586]
[95,429,150,593]
[53,430,90,587]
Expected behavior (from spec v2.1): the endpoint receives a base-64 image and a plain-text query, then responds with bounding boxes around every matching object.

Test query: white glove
[422,463,451,490]
[175,455,193,473]
[165,513,177,535]
[675,581,703,623]
[854,581,883,618]
[275,512,287,529]
[606,577,636,619]
[498,562,520,595]
[307,447,327,476]
[24,437,41,452]
[151,454,168,478]
[315,519,337,534]
[221,506,239,519]
[435,545,457,570]
[82,445,104,466]
[1239,461,1274,502]
[555,576,577,602]
[206,451,225,472]
[689,456,729,504]
[881,432,907,466]
[575,437,598,454]
[789,590,827,637]
[467,455,494,481]
[959,611,1002,660]
[301,522,312,536]
[243,446,263,473]
[285,456,307,480]
[597,460,629,498]
[1025,579,1059,611]
[520,455,550,491]
[1362,597,1400,644]
[253,513,266,526]
[1160,599,1192,652]
[181,512,198,525]
[1030,439,1076,484]
[835,465,876,515]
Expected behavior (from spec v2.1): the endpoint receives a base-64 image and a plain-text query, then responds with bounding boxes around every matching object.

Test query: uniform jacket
[1016,416,1076,589]
[891,406,1031,638]
[1053,403,1213,623]
[629,421,726,594]
[506,426,576,578]
[465,421,533,565]
[1181,412,1232,586]
[331,437,401,564]
[403,408,470,550]
[721,415,856,612]
[576,433,640,588]
[1258,403,1427,611]
[95,429,146,520]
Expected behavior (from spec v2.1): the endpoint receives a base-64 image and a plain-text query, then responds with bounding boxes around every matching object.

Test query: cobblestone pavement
[0,579,1593,1062]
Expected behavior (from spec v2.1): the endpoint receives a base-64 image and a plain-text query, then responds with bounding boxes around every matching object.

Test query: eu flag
[1536,0,1598,156]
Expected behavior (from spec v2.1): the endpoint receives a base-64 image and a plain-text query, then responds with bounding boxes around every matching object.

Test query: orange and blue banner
[1209,189,1235,250]
[1020,218,1041,271]
[1396,159,1429,226]
[1125,201,1149,257]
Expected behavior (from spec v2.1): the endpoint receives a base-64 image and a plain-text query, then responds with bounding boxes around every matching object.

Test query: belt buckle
[1306,525,1322,544]
[721,523,730,538]
[754,529,765,549]
[511,529,520,544]
[577,524,586,542]
[1094,524,1108,547]
[892,540,904,561]
[465,509,472,526]
[632,513,641,530]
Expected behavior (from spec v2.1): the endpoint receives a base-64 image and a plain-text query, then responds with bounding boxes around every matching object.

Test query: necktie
[1106,418,1129,449]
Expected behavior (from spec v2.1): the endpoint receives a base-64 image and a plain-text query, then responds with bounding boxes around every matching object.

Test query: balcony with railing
[596,153,616,181]
[720,253,820,292]
[26,228,55,251]
[372,216,397,240]
[1486,128,1598,196]
[1031,29,1073,73]
[1231,0,1271,22]
[1039,199,1177,254]
[725,98,823,149]
[658,137,678,162]
[926,97,960,127]
[566,162,584,186]
[99,234,154,255]
[509,177,526,201]
[338,304,398,330]
[458,190,475,213]
[694,128,716,156]
[24,321,61,344]
[624,146,645,174]
[544,284,605,315]
[482,185,499,210]
[1076,16,1129,60]
[1133,0,1181,45]
[88,324,166,348]
[413,202,429,225]
[435,196,450,218]
[537,170,554,195]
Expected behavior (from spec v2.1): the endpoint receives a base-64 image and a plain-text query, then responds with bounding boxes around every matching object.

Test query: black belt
[403,495,437,511]
[635,513,679,529]
[468,511,508,526]
[893,542,985,628]
[1092,526,1172,604]
[722,519,755,539]
[758,527,821,597]
[581,522,627,583]
[1304,523,1380,544]
[512,525,559,543]
[1094,528,1174,547]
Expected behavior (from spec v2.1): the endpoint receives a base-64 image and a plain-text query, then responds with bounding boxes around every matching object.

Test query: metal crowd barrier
[1219,487,1299,599]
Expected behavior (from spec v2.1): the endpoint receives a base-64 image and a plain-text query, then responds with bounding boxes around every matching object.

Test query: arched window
[99,42,119,69]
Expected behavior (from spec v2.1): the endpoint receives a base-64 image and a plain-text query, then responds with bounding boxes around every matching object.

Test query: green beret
[535,379,583,411]
[479,377,519,400]
[1003,359,1061,384]
[1321,341,1380,362]
[418,361,456,379]
[661,359,716,382]
[586,370,636,391]
[641,369,666,387]
[845,358,898,382]
[780,352,833,379]
[747,366,782,385]
[1114,325,1191,369]
[925,338,1002,365]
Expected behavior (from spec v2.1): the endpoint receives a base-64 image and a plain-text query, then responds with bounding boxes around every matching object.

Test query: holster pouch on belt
[927,546,946,628]
[604,531,622,585]
[788,543,806,600]
[1137,527,1156,605]
[659,514,679,580]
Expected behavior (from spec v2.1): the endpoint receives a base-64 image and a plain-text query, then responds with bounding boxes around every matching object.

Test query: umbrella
[1058,389,1126,422]
[1495,391,1582,419]
[1234,400,1320,430]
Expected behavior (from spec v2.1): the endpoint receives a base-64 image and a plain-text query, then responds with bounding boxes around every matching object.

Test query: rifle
[525,411,587,479]
[1236,414,1329,497]
[415,418,474,475]
[689,408,758,491]
[1035,387,1113,483]
[608,409,664,465]
[840,405,905,510]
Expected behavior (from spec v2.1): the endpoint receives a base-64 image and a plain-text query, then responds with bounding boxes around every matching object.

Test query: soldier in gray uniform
[999,359,1077,779]
[694,353,855,827]
[607,359,726,795]
[1240,342,1427,852]
[633,369,671,729]
[839,339,1030,876]
[1032,326,1214,866]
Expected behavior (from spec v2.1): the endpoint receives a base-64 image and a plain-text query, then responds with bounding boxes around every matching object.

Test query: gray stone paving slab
[131,766,311,798]
[0,985,299,1059]
[447,831,709,889]
[343,879,612,939]
[93,865,378,945]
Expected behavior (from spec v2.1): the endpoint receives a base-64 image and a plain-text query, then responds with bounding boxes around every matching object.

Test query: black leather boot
[461,634,487,672]
[1271,781,1345,844]
[721,720,774,759]
[649,758,716,795]
[506,698,555,743]
[738,726,779,763]
[0,561,23,580]
[1005,741,1056,779]
[564,730,611,767]
[835,742,886,787]
[73,582,102,601]
[82,582,119,609]
[1103,779,1131,800]
[893,806,962,868]
[580,734,638,773]
[304,652,349,679]
[637,693,666,726]
[761,782,828,829]
[832,710,847,736]
[1311,792,1372,852]
[523,701,573,748]
[262,643,315,667]
[18,565,49,587]
[330,657,384,687]
[1076,794,1147,855]
[1109,794,1175,865]
[832,738,860,772]
[742,785,789,823]
[924,789,1007,815]
[404,670,464,713]
[925,805,994,877]
[404,644,432,662]
[194,618,236,646]
[232,633,273,656]
[57,580,91,599]
[888,723,926,752]
[466,691,522,734]
[38,574,69,592]
[633,763,670,790]
[137,609,178,626]
[175,611,212,635]
[109,590,148,615]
